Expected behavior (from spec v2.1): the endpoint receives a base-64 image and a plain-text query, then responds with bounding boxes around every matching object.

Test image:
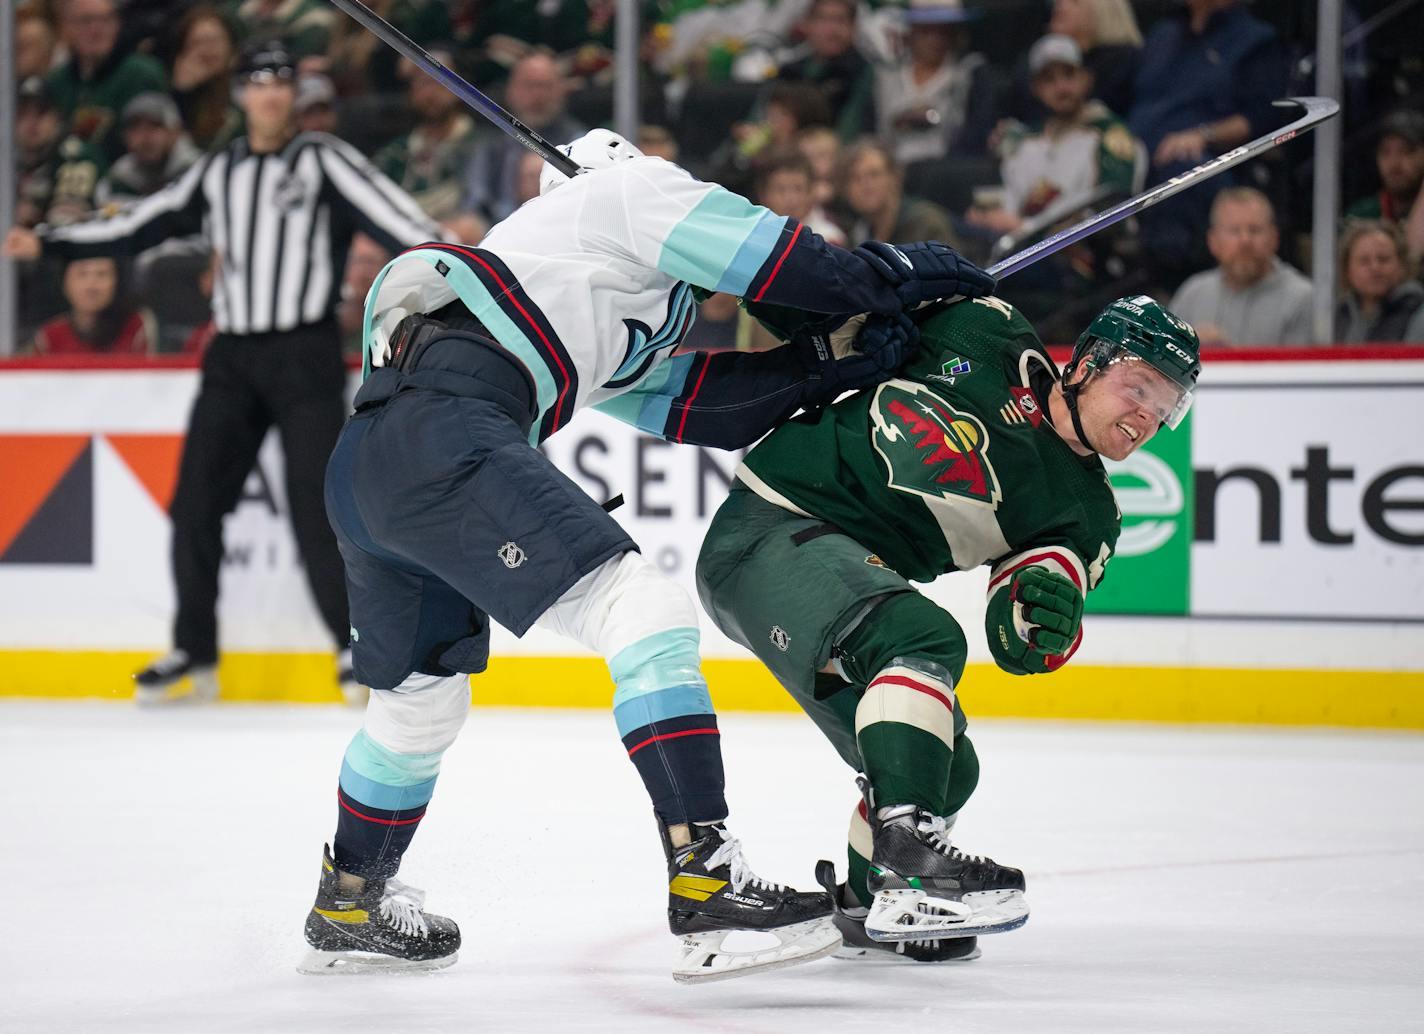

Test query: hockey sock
[333,728,442,880]
[853,659,963,813]
[610,627,727,825]
[846,799,875,906]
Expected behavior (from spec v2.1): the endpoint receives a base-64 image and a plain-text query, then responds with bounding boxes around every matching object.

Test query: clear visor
[1096,353,1194,429]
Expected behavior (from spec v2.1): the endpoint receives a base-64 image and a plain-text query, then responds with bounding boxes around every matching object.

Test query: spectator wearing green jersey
[46,0,169,162]
[375,47,480,224]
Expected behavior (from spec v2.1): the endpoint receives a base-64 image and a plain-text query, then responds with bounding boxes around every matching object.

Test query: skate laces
[378,878,430,939]
[704,832,785,895]
[916,814,986,866]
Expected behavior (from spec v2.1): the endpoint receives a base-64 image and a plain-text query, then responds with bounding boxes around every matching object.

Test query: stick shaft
[989,97,1338,280]
[324,0,581,179]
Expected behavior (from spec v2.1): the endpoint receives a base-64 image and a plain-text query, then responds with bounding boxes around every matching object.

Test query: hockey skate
[861,797,1028,942]
[298,845,460,975]
[814,860,980,963]
[133,649,219,706]
[664,822,841,983]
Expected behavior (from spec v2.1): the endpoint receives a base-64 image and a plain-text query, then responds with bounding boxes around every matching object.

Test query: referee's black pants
[170,319,350,663]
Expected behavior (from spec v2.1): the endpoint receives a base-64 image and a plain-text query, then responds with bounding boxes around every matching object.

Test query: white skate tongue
[702,830,783,894]
[379,878,430,939]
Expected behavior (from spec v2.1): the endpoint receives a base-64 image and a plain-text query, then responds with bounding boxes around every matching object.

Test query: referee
[5,41,445,705]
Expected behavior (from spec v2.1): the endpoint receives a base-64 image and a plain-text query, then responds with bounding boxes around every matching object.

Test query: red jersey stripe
[424,243,573,432]
[337,792,427,827]
[868,673,955,713]
[626,726,720,757]
[750,222,804,303]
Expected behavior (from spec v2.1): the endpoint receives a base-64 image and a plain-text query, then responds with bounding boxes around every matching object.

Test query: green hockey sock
[854,661,960,812]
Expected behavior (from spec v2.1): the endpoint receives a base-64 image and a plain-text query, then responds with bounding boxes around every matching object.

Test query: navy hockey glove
[854,240,997,308]
[833,312,920,389]
[791,312,919,394]
[985,567,1083,675]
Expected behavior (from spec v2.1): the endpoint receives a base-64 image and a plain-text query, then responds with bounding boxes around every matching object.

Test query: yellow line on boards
[0,651,1420,729]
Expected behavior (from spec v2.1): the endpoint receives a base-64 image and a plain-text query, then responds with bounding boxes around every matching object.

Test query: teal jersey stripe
[613,683,716,738]
[609,626,705,700]
[361,260,395,379]
[658,188,787,295]
[339,757,438,811]
[341,729,443,804]
[608,626,711,736]
[365,249,560,443]
[593,352,698,437]
[714,209,787,295]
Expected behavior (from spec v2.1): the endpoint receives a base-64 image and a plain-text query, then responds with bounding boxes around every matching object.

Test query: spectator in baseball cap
[96,93,201,207]
[295,73,339,135]
[1346,108,1424,262]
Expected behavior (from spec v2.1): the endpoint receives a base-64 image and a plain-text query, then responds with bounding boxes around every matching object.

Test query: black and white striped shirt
[43,132,444,336]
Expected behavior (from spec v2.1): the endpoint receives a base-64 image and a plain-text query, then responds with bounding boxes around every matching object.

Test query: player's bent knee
[548,550,701,660]
[847,592,969,689]
[364,671,472,757]
[857,656,961,755]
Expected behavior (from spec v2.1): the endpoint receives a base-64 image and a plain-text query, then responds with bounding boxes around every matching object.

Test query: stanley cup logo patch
[497,541,527,569]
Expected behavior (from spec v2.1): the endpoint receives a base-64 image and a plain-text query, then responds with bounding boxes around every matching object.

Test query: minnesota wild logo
[870,381,1002,506]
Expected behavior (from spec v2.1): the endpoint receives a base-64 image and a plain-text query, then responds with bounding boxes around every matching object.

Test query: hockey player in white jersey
[304,129,997,982]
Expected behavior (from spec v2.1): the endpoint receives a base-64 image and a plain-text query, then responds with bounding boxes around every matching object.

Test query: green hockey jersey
[737,297,1121,601]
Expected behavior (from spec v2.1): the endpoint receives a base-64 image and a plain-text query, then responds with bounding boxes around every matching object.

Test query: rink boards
[0,350,1421,726]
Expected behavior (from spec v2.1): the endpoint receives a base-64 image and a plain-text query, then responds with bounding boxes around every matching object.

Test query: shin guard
[332,672,469,879]
[853,657,963,814]
[611,627,726,824]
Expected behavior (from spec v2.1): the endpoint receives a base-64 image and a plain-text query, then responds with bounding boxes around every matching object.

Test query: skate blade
[865,888,1029,941]
[671,917,842,984]
[832,941,982,963]
[297,949,457,976]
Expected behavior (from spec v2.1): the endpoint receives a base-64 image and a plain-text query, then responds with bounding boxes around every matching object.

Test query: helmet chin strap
[1061,365,1100,455]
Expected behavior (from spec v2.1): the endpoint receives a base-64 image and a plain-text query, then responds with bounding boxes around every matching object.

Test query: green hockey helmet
[1067,295,1201,429]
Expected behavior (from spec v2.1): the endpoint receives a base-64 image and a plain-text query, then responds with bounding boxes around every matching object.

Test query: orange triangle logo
[0,435,91,556]
[108,434,185,512]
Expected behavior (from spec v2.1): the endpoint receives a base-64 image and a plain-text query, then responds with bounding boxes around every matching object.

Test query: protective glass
[1096,352,1194,429]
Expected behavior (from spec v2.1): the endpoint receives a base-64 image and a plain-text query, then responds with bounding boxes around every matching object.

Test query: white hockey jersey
[362,156,901,444]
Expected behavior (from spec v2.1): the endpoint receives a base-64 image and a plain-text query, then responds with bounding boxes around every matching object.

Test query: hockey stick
[323,0,581,179]
[988,97,1338,279]
[326,0,1335,282]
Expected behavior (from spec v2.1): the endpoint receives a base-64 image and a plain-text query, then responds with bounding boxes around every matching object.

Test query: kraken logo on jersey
[870,381,1003,508]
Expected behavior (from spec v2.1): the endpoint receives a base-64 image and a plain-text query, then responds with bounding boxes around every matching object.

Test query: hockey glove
[853,240,997,309]
[791,312,920,394]
[985,567,1083,675]
[832,312,921,390]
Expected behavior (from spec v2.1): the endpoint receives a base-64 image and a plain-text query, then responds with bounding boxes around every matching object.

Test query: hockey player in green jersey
[696,294,1200,962]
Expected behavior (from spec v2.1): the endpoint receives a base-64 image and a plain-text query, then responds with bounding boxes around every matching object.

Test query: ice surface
[3,701,1422,1033]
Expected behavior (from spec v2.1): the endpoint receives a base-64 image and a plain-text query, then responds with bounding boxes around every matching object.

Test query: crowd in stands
[9,0,1424,356]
